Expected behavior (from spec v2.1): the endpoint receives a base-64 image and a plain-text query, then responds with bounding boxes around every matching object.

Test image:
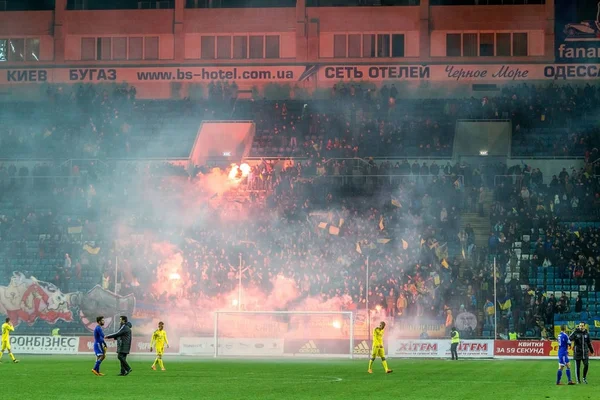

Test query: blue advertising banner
[556,0,600,63]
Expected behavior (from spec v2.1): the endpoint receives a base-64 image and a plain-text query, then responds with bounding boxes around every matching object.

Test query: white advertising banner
[179,337,284,356]
[388,339,493,358]
[10,335,79,354]
[2,64,600,86]
[179,337,213,355]
[219,338,284,356]
[317,64,600,82]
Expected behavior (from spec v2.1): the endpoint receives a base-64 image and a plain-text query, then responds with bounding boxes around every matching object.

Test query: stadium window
[496,33,511,56]
[348,34,361,58]
[334,34,346,58]
[98,38,111,61]
[25,38,40,61]
[265,35,280,59]
[9,38,25,62]
[479,33,494,57]
[233,36,247,59]
[144,36,159,60]
[249,36,263,58]
[446,34,461,57]
[512,32,528,56]
[113,37,128,60]
[81,37,96,61]
[201,36,215,59]
[0,39,6,61]
[363,34,375,58]
[217,36,231,59]
[462,33,477,57]
[377,34,390,57]
[129,37,143,60]
[391,34,405,57]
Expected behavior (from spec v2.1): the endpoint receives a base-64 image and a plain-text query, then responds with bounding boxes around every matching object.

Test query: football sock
[94,360,101,372]
[9,353,15,361]
[159,359,164,369]
[368,359,374,370]
[557,370,563,384]
[382,360,389,372]
[0,352,3,361]
[566,369,571,382]
[584,364,589,379]
[152,358,158,367]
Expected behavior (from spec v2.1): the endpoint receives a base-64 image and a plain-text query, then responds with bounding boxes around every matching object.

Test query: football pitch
[1,356,596,399]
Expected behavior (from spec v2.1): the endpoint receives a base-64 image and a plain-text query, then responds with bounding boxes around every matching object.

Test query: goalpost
[213,311,355,359]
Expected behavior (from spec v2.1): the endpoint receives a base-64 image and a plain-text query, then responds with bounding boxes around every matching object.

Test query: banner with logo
[3,64,600,87]
[388,339,493,358]
[283,339,354,355]
[555,0,600,63]
[78,336,179,354]
[178,337,283,356]
[0,66,305,85]
[494,340,552,357]
[0,272,135,333]
[454,312,478,331]
[179,337,213,355]
[316,64,600,82]
[494,340,600,358]
[10,335,79,354]
[219,338,284,356]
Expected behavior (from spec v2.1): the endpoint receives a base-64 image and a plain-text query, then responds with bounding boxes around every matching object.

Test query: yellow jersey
[372,327,384,348]
[2,322,14,342]
[151,329,169,348]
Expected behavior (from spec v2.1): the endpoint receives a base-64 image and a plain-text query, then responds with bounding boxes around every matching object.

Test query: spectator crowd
[0,81,599,339]
[1,82,599,161]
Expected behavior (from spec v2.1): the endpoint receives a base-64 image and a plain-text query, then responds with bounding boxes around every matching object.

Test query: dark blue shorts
[94,343,104,357]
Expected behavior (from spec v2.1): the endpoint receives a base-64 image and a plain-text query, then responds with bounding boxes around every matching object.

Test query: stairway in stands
[459,189,494,248]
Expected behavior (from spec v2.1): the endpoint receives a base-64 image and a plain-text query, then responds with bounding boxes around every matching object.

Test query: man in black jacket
[106,316,133,376]
[569,322,595,384]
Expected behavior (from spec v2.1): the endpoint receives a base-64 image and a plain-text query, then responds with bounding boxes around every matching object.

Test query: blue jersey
[94,325,105,345]
[93,325,106,356]
[558,332,570,365]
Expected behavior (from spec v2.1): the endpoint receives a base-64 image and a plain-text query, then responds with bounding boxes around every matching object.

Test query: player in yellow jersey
[1,318,19,363]
[368,321,392,374]
[150,321,169,371]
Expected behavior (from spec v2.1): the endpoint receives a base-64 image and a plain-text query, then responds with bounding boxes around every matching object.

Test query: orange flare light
[228,163,251,182]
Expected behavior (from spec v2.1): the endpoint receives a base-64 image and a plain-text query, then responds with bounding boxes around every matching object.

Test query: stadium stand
[488,165,600,339]
[1,82,600,338]
[2,83,598,161]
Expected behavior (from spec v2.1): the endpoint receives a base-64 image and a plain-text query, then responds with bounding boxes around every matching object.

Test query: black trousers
[451,343,458,360]
[118,352,131,374]
[575,358,589,382]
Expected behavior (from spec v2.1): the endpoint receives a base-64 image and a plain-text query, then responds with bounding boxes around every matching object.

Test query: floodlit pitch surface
[1,356,596,399]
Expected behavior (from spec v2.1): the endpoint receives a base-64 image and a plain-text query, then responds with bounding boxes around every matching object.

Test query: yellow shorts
[371,346,385,358]
[1,340,10,351]
[155,345,164,356]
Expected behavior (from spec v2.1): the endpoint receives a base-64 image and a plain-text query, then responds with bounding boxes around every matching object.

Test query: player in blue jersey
[92,316,107,376]
[557,325,575,385]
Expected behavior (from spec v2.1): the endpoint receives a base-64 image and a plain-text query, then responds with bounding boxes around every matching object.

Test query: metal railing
[0,175,96,191]
[59,159,110,171]
[493,174,524,188]
[509,156,585,160]
[457,119,511,123]
[290,173,465,186]
[371,156,452,161]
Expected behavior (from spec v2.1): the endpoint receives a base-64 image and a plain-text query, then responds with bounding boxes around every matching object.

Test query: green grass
[0,355,596,399]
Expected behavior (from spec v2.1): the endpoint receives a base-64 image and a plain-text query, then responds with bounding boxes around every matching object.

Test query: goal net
[211,311,355,358]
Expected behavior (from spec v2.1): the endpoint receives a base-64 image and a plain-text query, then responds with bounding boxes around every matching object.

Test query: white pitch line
[222,374,343,383]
